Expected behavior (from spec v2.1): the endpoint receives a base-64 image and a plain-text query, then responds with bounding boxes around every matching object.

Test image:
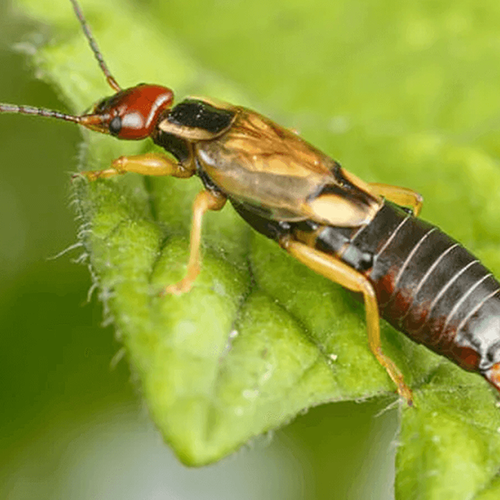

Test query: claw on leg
[162,265,200,295]
[75,168,121,181]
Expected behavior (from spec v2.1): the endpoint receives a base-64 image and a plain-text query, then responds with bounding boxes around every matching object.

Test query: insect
[2,0,500,406]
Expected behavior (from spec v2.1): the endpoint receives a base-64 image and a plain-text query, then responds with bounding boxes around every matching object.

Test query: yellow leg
[78,152,194,181]
[163,190,227,295]
[369,182,423,217]
[283,239,413,405]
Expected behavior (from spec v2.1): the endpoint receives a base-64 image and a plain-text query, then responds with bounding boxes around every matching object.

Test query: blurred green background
[0,0,402,498]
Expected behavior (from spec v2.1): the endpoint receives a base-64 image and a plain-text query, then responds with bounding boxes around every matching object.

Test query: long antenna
[69,0,121,91]
[0,0,120,125]
[0,102,104,130]
[0,103,83,124]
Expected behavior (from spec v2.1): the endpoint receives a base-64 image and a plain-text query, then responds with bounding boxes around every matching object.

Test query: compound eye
[109,115,122,136]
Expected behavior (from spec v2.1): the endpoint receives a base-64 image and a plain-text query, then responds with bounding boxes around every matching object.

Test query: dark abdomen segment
[346,203,500,382]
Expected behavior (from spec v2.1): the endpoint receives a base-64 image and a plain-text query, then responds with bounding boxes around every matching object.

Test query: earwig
[2,0,500,406]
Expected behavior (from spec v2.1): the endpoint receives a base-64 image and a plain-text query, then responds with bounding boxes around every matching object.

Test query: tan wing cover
[196,107,381,226]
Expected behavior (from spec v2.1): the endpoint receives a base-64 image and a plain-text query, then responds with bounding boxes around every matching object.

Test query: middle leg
[163,190,227,295]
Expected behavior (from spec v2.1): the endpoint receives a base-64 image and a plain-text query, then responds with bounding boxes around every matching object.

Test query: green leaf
[16,0,500,495]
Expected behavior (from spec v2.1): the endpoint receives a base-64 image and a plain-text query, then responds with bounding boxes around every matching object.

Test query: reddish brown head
[81,84,174,140]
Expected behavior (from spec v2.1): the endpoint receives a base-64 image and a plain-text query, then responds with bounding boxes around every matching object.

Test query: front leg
[78,152,194,180]
[163,190,227,295]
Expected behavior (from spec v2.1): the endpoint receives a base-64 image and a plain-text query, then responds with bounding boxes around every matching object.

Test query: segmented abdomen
[348,203,500,374]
